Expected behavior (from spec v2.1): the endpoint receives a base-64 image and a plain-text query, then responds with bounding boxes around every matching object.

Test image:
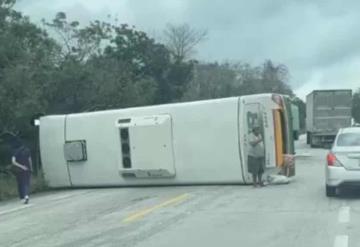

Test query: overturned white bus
[39,94,295,187]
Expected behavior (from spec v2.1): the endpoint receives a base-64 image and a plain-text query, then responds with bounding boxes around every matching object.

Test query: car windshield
[337,133,360,146]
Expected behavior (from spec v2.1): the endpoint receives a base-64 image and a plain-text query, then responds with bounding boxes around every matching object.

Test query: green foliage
[0,173,48,201]
[41,14,194,112]
[0,3,58,135]
[42,12,110,61]
[182,61,294,101]
[353,89,360,124]
[0,174,17,201]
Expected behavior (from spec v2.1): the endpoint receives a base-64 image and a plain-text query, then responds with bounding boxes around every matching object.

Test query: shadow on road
[337,187,360,199]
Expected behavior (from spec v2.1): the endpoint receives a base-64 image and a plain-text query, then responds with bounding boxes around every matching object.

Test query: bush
[0,172,49,201]
[0,174,17,201]
[31,173,48,193]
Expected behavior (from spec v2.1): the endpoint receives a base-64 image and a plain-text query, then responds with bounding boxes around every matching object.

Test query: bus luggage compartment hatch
[117,114,176,179]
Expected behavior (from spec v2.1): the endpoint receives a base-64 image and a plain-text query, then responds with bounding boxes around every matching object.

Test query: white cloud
[295,57,360,100]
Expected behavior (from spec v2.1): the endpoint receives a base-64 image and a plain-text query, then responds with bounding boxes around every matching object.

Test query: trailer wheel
[310,134,316,148]
[326,185,336,197]
[310,138,316,148]
[306,132,311,144]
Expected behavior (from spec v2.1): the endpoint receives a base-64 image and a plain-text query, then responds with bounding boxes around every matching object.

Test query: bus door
[272,96,295,176]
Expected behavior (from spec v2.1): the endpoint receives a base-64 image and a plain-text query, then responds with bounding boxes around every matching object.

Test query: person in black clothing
[10,138,32,204]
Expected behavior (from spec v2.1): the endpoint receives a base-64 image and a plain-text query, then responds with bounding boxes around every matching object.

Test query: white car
[325,127,360,197]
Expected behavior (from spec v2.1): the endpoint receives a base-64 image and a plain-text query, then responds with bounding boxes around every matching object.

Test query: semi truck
[306,89,352,148]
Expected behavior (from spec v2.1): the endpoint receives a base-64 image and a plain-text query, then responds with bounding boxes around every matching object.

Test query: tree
[182,61,294,102]
[182,63,237,101]
[0,0,16,27]
[83,56,159,110]
[104,23,194,104]
[41,15,195,111]
[163,23,207,62]
[0,2,58,135]
[42,12,110,62]
[260,60,293,96]
[0,1,60,169]
[352,89,360,124]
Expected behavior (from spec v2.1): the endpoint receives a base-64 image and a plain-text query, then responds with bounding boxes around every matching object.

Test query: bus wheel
[326,185,336,197]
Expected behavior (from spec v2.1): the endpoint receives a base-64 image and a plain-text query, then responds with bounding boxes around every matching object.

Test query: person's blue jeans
[15,172,31,199]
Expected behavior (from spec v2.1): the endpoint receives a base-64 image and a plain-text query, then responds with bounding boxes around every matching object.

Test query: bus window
[245,104,263,135]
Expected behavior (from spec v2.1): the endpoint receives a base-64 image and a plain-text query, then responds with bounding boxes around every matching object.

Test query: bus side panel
[65,113,127,186]
[64,98,244,186]
[40,116,71,187]
[170,99,244,184]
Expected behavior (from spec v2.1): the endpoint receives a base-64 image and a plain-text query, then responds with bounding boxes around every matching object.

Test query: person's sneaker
[24,196,29,204]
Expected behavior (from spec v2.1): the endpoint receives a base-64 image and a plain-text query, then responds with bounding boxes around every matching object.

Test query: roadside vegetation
[0,170,48,201]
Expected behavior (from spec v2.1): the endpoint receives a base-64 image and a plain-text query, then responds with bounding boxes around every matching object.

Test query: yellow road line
[123,193,189,223]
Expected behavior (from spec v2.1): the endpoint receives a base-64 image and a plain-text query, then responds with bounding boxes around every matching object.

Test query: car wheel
[326,185,336,197]
[306,132,310,144]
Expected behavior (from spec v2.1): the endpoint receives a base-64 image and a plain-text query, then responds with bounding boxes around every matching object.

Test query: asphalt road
[1,136,359,247]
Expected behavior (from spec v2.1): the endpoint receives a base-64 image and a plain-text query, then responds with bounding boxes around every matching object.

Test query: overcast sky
[15,0,360,99]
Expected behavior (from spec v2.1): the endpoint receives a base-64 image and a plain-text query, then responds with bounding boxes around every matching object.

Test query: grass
[0,174,18,201]
[0,172,49,201]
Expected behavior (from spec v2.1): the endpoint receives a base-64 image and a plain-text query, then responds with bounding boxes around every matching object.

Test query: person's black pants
[15,172,31,199]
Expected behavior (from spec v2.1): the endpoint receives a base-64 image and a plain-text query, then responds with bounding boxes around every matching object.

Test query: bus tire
[326,185,336,197]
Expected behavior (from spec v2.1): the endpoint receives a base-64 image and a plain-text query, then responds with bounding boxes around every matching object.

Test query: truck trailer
[306,89,352,148]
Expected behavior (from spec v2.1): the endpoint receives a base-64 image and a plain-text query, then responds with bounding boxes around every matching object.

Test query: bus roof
[42,93,279,119]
